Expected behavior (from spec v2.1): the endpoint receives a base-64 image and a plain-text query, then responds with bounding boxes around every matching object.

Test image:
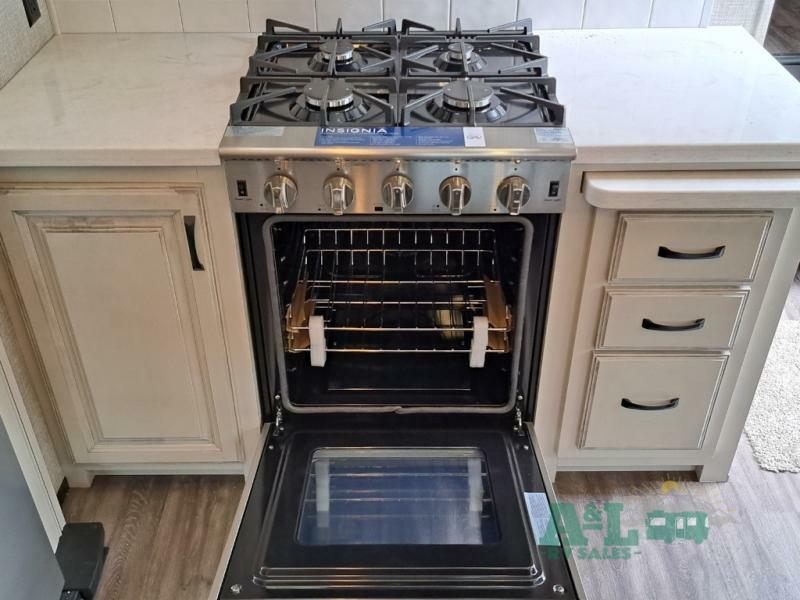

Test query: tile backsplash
[0,0,53,88]
[51,0,718,34]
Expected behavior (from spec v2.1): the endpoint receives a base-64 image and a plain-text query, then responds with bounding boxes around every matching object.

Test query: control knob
[496,176,532,215]
[323,175,355,215]
[263,174,298,214]
[439,176,472,215]
[382,174,414,212]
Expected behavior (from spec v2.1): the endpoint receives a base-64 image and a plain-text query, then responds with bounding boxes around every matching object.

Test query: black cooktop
[229,18,565,128]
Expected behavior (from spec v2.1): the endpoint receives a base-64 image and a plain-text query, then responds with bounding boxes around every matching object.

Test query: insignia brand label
[534,127,573,144]
[315,126,484,147]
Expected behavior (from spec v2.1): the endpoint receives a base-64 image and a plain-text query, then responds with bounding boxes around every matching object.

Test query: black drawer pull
[621,397,680,411]
[657,245,726,260]
[641,318,706,332]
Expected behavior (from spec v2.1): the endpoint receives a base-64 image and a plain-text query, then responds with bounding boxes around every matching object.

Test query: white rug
[745,318,800,472]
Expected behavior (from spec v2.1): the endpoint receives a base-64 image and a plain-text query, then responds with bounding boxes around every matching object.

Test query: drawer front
[610,213,771,282]
[598,290,747,350]
[580,355,726,450]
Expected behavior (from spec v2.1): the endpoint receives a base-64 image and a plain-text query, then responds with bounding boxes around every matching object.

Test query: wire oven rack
[285,227,513,366]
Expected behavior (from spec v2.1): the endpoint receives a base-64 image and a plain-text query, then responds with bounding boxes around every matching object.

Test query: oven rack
[284,227,513,366]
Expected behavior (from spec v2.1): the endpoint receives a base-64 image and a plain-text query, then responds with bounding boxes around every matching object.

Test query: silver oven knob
[323,175,355,215]
[497,176,531,215]
[439,176,471,215]
[382,174,414,212]
[264,174,298,214]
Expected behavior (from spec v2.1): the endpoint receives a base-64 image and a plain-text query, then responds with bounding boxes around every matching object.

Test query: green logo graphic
[538,499,710,560]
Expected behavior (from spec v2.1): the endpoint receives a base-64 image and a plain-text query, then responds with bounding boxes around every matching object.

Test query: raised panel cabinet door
[579,354,727,450]
[598,289,748,350]
[0,184,241,464]
[610,213,772,283]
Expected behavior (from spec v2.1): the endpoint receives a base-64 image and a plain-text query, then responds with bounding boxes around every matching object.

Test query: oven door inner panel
[251,428,550,592]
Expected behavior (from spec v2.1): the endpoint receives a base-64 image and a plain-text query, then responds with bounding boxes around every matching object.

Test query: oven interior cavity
[268,220,530,410]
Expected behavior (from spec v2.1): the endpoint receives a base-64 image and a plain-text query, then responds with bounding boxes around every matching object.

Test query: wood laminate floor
[62,475,243,600]
[766,0,800,54]
[555,272,800,600]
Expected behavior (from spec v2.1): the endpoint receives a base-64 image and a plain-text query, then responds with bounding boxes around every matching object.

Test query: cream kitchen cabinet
[536,170,800,483]
[0,176,257,469]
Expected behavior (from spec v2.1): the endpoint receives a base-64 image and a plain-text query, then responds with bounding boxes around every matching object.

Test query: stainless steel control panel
[225,158,570,215]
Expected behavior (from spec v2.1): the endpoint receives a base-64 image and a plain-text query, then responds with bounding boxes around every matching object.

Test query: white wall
[710,0,776,42]
[0,0,53,88]
[50,0,717,34]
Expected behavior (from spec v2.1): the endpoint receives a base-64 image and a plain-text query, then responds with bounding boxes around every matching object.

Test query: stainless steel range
[219,17,580,600]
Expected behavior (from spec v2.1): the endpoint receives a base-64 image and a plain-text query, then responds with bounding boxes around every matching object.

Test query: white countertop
[542,27,800,167]
[0,33,254,167]
[0,28,799,168]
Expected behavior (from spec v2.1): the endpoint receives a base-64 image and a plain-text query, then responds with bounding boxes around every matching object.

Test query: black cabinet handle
[621,398,680,411]
[641,318,706,332]
[657,245,725,260]
[183,216,205,271]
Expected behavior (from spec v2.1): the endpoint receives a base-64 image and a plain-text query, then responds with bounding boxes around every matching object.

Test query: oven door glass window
[297,448,500,546]
[253,430,544,592]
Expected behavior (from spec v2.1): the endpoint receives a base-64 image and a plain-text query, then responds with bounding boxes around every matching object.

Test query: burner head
[428,80,507,124]
[308,39,366,72]
[442,80,494,109]
[448,42,474,61]
[434,42,487,73]
[303,79,354,109]
[320,39,355,62]
[290,79,372,123]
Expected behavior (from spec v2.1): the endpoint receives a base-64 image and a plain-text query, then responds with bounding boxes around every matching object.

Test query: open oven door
[218,416,582,600]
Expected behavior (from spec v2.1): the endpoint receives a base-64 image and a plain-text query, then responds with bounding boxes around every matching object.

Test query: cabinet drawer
[580,355,726,450]
[610,213,771,282]
[598,289,747,350]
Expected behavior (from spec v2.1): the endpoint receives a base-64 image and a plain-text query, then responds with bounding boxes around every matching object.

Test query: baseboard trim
[65,462,247,479]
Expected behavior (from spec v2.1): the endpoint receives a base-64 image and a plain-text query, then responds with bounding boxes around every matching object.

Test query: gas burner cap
[447,42,474,61]
[320,39,355,62]
[303,80,354,109]
[442,80,494,109]
[434,43,487,73]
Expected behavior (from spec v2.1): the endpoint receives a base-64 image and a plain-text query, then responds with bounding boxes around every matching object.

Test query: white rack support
[470,316,489,368]
[309,315,327,367]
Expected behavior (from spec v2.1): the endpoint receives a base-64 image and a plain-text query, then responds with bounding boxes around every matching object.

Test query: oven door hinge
[512,395,524,435]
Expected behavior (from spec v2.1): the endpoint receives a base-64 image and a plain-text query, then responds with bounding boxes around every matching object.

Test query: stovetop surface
[229,18,565,128]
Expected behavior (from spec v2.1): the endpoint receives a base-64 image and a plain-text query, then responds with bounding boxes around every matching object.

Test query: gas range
[219,16,581,600]
[220,17,575,217]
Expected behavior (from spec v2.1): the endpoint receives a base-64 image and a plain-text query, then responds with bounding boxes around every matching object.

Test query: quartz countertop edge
[0,29,799,169]
[0,146,226,168]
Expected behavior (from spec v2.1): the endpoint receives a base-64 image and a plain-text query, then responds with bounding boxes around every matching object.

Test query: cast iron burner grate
[229,17,565,127]
[230,76,397,126]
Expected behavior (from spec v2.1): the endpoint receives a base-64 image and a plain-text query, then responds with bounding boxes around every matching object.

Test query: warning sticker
[524,492,561,546]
